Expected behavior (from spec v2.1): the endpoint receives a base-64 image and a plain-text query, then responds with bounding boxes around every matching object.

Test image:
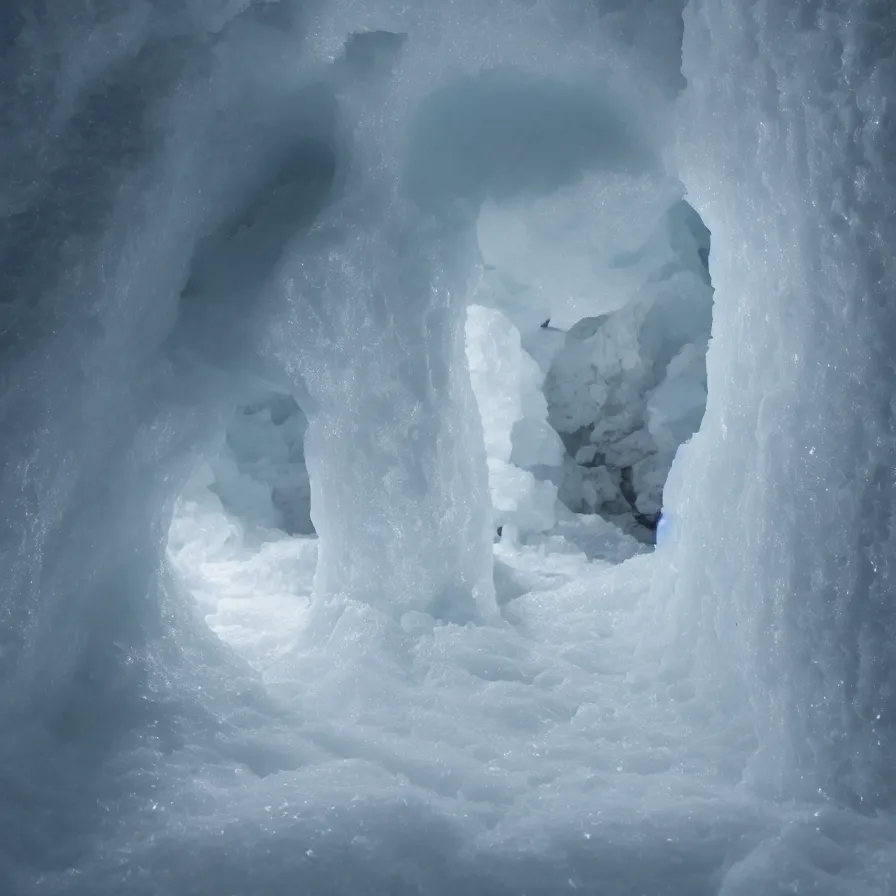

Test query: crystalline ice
[662,0,896,809]
[1,1,895,894]
[465,304,565,535]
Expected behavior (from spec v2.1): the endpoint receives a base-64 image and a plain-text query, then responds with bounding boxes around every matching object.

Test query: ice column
[273,71,495,623]
[664,0,896,807]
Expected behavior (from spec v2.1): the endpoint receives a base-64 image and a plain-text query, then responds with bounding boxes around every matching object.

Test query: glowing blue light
[656,511,670,546]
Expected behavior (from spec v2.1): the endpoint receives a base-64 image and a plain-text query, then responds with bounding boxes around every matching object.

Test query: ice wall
[273,216,496,623]
[261,4,670,618]
[0,9,339,867]
[662,0,896,808]
[0,0,660,694]
[8,0,895,890]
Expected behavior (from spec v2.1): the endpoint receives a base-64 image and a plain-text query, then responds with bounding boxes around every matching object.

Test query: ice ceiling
[1,1,895,894]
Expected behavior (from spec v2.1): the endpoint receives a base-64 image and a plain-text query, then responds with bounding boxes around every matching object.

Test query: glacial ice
[1,0,895,894]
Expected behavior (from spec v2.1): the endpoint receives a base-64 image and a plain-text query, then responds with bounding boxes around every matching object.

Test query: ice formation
[465,303,565,538]
[661,0,896,814]
[471,176,712,538]
[545,199,713,534]
[2,1,895,894]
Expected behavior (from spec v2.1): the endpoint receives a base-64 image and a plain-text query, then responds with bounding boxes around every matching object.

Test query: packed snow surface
[1,0,895,894]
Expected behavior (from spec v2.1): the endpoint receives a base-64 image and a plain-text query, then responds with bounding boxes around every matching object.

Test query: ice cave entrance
[168,181,714,650]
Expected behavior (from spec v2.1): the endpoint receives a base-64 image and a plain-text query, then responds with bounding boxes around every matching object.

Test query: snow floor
[126,485,896,896]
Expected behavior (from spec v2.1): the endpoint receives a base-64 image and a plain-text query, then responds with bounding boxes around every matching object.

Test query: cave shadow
[404,66,657,218]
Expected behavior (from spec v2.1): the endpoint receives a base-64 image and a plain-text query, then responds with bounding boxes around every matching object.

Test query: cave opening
[468,195,713,548]
[167,180,714,656]
[164,52,717,646]
[167,389,318,657]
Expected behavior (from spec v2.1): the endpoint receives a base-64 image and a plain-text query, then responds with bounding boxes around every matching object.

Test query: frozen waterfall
[1,1,894,894]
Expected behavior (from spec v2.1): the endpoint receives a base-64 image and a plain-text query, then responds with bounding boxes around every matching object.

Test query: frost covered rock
[472,162,713,537]
[470,173,709,538]
[545,199,713,531]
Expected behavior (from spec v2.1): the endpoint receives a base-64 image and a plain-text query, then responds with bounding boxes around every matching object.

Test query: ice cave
[1,1,895,894]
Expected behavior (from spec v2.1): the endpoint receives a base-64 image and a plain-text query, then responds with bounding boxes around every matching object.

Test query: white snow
[465,304,565,536]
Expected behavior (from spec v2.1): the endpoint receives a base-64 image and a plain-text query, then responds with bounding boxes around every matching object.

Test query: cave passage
[2,2,895,894]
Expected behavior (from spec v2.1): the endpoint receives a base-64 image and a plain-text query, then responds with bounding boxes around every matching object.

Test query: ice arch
[467,190,713,541]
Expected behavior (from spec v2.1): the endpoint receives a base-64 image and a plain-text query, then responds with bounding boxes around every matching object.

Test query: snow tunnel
[1,1,895,894]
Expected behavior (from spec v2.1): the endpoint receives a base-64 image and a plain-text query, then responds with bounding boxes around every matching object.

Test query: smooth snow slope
[1,1,895,894]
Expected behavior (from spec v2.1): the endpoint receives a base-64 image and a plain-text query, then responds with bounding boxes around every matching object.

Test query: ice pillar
[276,204,495,623]
[665,0,896,807]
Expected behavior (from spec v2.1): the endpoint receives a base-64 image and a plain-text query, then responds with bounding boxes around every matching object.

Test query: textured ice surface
[201,392,314,537]
[2,0,896,894]
[476,172,685,332]
[472,157,713,537]
[466,304,565,536]
[660,0,896,811]
[545,200,713,531]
